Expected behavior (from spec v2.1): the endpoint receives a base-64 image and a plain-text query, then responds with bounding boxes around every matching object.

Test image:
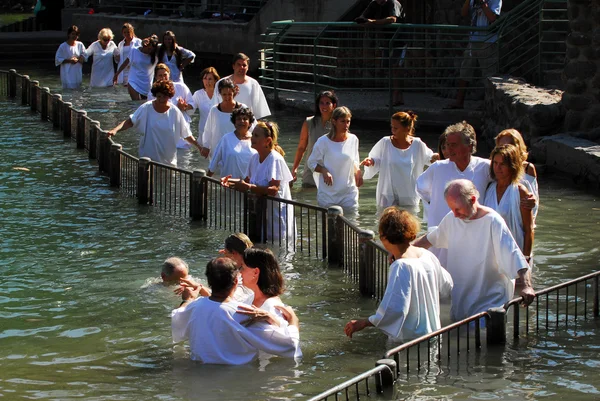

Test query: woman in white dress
[55,25,87,89]
[344,207,453,342]
[201,78,246,163]
[307,106,363,212]
[106,80,202,167]
[113,23,142,86]
[483,144,535,264]
[291,90,338,188]
[86,28,117,88]
[156,31,195,84]
[208,107,257,179]
[113,34,158,100]
[224,121,295,243]
[192,67,220,141]
[361,111,435,213]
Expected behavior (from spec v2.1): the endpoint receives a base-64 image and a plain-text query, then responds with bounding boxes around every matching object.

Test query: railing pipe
[375,359,397,393]
[62,102,72,138]
[76,110,87,149]
[30,80,39,112]
[327,206,343,266]
[110,143,123,187]
[138,157,151,204]
[52,94,62,128]
[359,229,375,296]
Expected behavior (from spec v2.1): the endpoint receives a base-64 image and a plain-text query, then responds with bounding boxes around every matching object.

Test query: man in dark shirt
[359,0,404,25]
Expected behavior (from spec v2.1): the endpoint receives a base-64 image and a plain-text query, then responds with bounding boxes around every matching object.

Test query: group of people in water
[54,21,539,364]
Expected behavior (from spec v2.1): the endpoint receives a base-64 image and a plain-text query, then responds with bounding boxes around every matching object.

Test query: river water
[1,68,600,400]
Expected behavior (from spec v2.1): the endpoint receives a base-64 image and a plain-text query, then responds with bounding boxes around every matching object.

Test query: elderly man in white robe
[171,257,301,365]
[215,53,271,119]
[413,179,535,322]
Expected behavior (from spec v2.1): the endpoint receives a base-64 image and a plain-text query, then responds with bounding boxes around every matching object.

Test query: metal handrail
[306,363,393,401]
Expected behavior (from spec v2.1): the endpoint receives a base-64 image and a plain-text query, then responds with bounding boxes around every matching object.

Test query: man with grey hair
[413,179,535,321]
[161,257,190,284]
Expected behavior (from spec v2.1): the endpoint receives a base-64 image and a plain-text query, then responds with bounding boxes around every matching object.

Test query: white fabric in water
[192,88,218,137]
[86,40,117,88]
[115,37,142,85]
[147,81,195,149]
[55,41,87,89]
[208,131,257,179]
[159,45,195,83]
[126,47,156,96]
[483,182,525,251]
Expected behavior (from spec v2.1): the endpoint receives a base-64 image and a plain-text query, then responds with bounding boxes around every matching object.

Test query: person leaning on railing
[345,207,453,342]
[106,80,202,167]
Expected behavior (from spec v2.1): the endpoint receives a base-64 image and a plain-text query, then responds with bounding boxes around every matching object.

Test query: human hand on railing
[107,128,117,137]
[322,168,333,186]
[266,179,279,196]
[360,157,374,167]
[200,147,209,158]
[519,285,535,307]
[355,169,363,188]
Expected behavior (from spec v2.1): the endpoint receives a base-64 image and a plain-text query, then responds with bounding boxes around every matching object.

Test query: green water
[1,69,600,400]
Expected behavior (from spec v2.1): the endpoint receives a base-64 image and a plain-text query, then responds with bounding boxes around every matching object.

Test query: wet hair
[142,35,159,64]
[437,132,447,160]
[495,128,528,162]
[157,31,183,70]
[442,121,477,154]
[201,67,220,88]
[218,78,236,94]
[230,107,255,125]
[391,110,418,136]
[379,207,420,244]
[444,179,479,205]
[162,257,188,277]
[205,257,239,294]
[243,248,284,297]
[122,23,135,38]
[67,25,80,38]
[232,53,250,64]
[255,120,285,156]
[328,106,352,140]
[489,144,524,184]
[98,28,114,41]
[224,233,253,255]
[150,80,175,98]
[313,90,338,120]
[155,63,170,76]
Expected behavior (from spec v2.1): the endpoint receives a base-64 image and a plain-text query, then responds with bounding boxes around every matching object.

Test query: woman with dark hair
[55,25,87,89]
[114,23,142,86]
[242,248,286,313]
[208,107,257,178]
[107,80,201,166]
[157,31,195,83]
[113,34,159,100]
[344,207,453,342]
[192,67,220,140]
[201,78,247,163]
[291,90,338,188]
[361,111,435,212]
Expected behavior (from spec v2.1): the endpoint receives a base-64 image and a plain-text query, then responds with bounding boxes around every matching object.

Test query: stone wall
[562,0,600,135]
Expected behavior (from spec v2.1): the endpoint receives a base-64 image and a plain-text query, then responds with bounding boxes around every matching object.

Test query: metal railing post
[486,307,507,345]
[21,75,29,106]
[98,130,108,174]
[190,170,206,219]
[76,110,87,149]
[375,359,397,393]
[327,206,343,265]
[138,157,151,204]
[110,143,122,187]
[594,275,599,317]
[52,94,62,128]
[40,87,49,121]
[89,120,100,159]
[8,69,16,98]
[247,195,265,243]
[63,102,72,138]
[359,229,375,296]
[30,80,39,112]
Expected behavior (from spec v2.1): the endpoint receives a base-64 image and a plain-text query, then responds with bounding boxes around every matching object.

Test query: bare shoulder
[524,161,537,177]
[517,182,531,198]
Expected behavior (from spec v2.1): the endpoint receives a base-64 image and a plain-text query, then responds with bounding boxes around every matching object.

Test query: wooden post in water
[327,206,343,266]
[63,102,72,138]
[8,69,16,98]
[190,170,206,219]
[359,230,375,296]
[97,129,108,174]
[52,94,62,128]
[486,307,507,345]
[375,359,397,393]
[40,88,50,121]
[30,80,39,112]
[89,120,99,159]
[138,157,152,205]
[76,110,87,149]
[21,75,29,106]
[109,143,122,187]
[247,195,266,243]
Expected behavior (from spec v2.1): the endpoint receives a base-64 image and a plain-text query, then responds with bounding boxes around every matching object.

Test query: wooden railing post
[110,143,122,187]
[30,80,39,112]
[76,110,87,149]
[88,120,100,159]
[327,206,343,266]
[40,87,50,121]
[486,307,507,345]
[8,69,16,98]
[63,102,72,138]
[359,230,375,296]
[138,157,152,204]
[52,94,62,128]
[190,170,206,219]
[594,275,599,317]
[375,359,397,394]
[21,75,29,106]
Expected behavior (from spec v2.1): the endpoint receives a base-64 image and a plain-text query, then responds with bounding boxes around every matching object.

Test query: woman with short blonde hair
[86,28,117,87]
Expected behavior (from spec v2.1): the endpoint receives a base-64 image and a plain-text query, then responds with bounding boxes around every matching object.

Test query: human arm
[416,164,434,204]
[307,138,333,185]
[480,0,500,23]
[517,268,535,306]
[175,277,211,304]
[229,177,281,197]
[461,0,471,17]
[77,42,88,63]
[291,120,310,182]
[361,137,385,179]
[178,46,196,70]
[113,42,120,63]
[107,118,133,137]
[113,57,130,84]
[344,319,373,338]
[412,234,433,249]
[518,184,535,261]
[366,16,397,25]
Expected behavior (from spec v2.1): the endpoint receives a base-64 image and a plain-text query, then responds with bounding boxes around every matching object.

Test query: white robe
[523,172,539,220]
[126,47,156,96]
[307,134,360,211]
[246,151,295,243]
[171,297,301,365]
[363,136,433,210]
[484,182,526,251]
[114,37,142,85]
[129,101,192,166]
[369,251,453,342]
[86,40,117,88]
[216,76,271,119]
[147,81,195,149]
[192,89,218,137]
[208,131,257,179]
[427,210,529,321]
[158,45,195,83]
[55,41,87,89]
[202,102,247,160]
